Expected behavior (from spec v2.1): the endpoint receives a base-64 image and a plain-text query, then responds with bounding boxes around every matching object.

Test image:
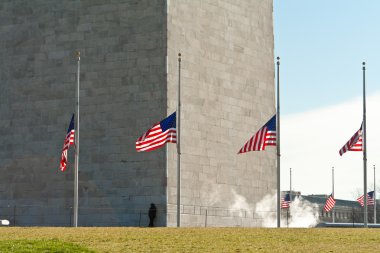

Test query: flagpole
[276,56,281,228]
[74,51,80,227]
[177,53,181,227]
[287,167,291,228]
[289,168,292,201]
[362,62,368,227]
[374,165,376,224]
[332,166,335,223]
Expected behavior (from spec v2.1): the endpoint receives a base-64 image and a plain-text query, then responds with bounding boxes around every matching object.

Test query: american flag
[357,191,375,206]
[281,193,291,209]
[339,123,363,156]
[323,194,336,212]
[238,115,276,154]
[136,112,176,152]
[60,114,75,172]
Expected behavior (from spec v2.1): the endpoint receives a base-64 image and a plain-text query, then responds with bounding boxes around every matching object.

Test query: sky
[274,1,380,200]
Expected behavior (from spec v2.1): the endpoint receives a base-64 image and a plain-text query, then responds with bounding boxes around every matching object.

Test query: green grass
[0,239,94,253]
[1,227,380,252]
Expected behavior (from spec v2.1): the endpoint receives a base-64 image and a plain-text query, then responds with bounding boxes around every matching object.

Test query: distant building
[303,194,378,224]
[302,194,357,223]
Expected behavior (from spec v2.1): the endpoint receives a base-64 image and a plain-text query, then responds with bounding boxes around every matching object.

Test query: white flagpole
[362,62,368,227]
[288,168,291,228]
[374,165,376,224]
[276,57,281,228]
[332,166,335,223]
[177,53,181,227]
[289,168,292,201]
[74,51,80,227]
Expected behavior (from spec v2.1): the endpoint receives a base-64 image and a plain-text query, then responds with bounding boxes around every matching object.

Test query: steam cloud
[255,193,320,228]
[206,188,319,228]
[230,190,252,211]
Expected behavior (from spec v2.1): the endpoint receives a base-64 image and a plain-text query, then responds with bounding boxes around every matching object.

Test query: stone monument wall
[0,0,167,226]
[166,0,275,226]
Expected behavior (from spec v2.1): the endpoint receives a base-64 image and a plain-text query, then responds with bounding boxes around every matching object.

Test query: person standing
[148,203,157,227]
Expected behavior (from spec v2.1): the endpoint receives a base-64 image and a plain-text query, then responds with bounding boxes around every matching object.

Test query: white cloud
[281,92,380,200]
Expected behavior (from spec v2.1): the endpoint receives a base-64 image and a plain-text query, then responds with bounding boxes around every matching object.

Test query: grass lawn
[0,227,379,252]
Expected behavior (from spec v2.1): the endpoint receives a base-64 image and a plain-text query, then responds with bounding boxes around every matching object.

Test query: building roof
[302,194,360,208]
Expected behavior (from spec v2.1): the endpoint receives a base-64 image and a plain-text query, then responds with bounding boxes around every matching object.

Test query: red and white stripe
[357,194,374,206]
[339,129,362,156]
[62,130,75,150]
[68,130,75,145]
[136,123,176,152]
[265,130,277,147]
[60,130,75,172]
[281,197,290,209]
[323,195,336,212]
[60,149,68,172]
[238,127,276,153]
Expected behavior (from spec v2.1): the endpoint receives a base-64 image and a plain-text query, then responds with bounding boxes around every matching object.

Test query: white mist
[255,193,320,228]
